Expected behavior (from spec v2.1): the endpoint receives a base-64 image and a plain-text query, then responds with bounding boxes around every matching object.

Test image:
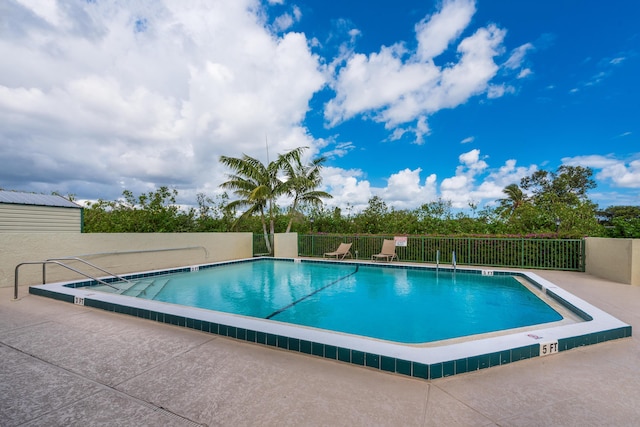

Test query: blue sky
[1,0,638,212]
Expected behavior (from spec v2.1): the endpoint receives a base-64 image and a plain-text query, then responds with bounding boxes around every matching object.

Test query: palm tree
[283,155,332,233]
[219,147,305,254]
[497,183,527,218]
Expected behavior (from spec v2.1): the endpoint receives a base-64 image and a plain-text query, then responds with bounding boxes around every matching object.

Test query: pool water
[91,259,562,343]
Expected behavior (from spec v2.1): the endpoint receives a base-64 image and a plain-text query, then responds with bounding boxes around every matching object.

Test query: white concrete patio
[2,270,639,426]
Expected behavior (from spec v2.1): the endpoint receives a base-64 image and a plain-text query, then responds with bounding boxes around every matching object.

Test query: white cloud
[321,149,536,212]
[473,159,537,202]
[599,160,640,187]
[377,169,438,209]
[563,155,640,188]
[413,116,431,144]
[487,83,515,99]
[572,52,630,92]
[414,0,476,61]
[517,68,533,79]
[322,166,373,212]
[437,151,535,208]
[321,140,355,159]
[439,150,485,207]
[389,127,408,141]
[1,0,568,215]
[562,154,619,169]
[274,13,295,32]
[324,44,440,126]
[324,0,510,142]
[14,0,63,27]
[504,43,533,69]
[459,149,487,171]
[0,0,325,202]
[461,136,475,144]
[273,6,302,32]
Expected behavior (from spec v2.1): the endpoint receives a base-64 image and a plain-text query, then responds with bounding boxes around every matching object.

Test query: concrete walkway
[1,270,639,426]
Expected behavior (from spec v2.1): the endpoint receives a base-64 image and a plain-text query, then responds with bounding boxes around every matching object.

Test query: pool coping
[29,258,632,380]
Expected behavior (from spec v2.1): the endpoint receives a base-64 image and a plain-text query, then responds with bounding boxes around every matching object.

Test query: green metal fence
[297,235,585,271]
[253,233,270,256]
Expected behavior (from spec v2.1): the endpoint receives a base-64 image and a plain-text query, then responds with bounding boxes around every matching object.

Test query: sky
[1,0,639,214]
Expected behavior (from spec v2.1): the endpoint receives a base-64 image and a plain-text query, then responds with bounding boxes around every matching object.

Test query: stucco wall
[274,233,298,258]
[585,237,640,285]
[3,232,253,289]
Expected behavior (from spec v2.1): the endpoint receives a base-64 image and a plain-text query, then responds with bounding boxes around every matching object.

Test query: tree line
[82,147,640,240]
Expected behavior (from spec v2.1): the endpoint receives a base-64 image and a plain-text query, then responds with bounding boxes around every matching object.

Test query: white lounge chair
[324,242,353,260]
[371,239,397,262]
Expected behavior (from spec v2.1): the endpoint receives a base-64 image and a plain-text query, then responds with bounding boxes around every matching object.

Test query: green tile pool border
[29,258,633,380]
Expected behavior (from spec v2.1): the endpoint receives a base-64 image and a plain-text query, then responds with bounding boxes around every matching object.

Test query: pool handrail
[14,259,124,300]
[12,246,210,300]
[46,257,133,285]
[70,246,209,259]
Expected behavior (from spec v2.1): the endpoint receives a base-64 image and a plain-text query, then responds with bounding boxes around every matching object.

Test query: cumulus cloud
[414,0,476,61]
[0,0,325,203]
[0,0,548,214]
[473,159,537,203]
[273,5,302,32]
[459,149,488,171]
[435,150,536,208]
[322,166,373,212]
[377,169,438,210]
[322,149,535,211]
[324,0,517,143]
[563,155,640,188]
[440,149,486,206]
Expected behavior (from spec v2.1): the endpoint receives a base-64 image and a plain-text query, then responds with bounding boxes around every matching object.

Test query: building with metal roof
[0,190,83,233]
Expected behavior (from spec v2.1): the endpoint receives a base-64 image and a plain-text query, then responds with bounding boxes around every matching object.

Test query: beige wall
[274,233,298,258]
[586,237,640,285]
[0,204,82,233]
[3,232,253,289]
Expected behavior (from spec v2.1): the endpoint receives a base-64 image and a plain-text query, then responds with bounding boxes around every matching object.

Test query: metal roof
[0,190,81,208]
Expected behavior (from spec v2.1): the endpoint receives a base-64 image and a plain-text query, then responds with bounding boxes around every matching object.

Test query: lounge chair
[371,239,397,262]
[323,242,353,260]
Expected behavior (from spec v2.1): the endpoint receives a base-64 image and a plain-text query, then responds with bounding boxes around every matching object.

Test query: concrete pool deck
[1,270,639,426]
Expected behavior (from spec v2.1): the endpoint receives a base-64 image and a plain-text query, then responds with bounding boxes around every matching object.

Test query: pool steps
[92,278,171,299]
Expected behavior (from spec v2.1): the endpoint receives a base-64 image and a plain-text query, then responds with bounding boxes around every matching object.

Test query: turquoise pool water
[91,259,562,344]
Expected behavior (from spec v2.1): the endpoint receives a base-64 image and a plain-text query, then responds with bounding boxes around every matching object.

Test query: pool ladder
[452,251,457,273]
[13,257,132,300]
[435,250,456,274]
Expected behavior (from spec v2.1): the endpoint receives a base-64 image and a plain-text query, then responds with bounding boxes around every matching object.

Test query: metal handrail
[13,246,210,300]
[73,246,209,259]
[14,260,121,300]
[46,257,132,286]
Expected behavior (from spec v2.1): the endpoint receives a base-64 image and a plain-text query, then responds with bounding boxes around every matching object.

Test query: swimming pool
[30,258,631,380]
[81,259,562,344]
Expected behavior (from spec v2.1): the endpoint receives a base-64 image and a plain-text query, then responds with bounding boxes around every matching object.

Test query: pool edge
[29,258,632,380]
